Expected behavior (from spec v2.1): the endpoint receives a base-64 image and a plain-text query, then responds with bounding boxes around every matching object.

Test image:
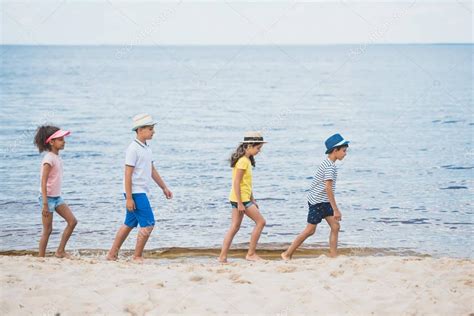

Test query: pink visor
[45,130,71,144]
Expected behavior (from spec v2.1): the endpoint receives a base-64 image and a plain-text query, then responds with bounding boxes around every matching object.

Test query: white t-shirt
[307,158,337,205]
[124,139,153,194]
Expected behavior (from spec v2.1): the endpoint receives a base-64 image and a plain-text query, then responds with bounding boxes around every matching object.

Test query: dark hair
[327,144,349,154]
[229,143,262,168]
[34,125,60,153]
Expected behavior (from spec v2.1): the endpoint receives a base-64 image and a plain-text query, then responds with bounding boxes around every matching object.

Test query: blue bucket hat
[325,133,350,154]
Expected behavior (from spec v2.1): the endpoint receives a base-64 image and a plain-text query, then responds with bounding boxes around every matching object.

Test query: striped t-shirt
[307,158,337,205]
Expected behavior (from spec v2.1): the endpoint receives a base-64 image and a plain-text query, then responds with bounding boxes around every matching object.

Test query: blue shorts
[230,201,254,209]
[307,202,334,225]
[124,193,155,228]
[38,196,65,213]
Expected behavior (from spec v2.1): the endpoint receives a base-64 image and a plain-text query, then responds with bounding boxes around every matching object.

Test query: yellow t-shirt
[229,156,253,202]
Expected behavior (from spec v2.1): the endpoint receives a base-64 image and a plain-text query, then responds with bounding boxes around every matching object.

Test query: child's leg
[107,225,134,260]
[325,216,340,257]
[219,208,245,263]
[54,203,78,258]
[281,224,316,260]
[244,205,266,261]
[39,211,54,257]
[133,226,154,261]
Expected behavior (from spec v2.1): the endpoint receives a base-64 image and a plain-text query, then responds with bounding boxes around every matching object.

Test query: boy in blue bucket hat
[282,133,349,259]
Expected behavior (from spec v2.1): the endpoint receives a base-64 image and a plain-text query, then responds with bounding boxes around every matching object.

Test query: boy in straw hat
[107,114,173,262]
[282,133,349,259]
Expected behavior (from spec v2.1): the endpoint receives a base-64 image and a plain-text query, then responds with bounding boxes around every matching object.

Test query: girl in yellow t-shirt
[219,132,267,263]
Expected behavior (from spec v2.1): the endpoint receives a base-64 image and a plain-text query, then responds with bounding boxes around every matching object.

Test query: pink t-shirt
[39,152,63,197]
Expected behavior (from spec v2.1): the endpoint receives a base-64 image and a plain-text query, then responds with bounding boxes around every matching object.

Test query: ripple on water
[375,218,430,225]
[440,186,468,190]
[441,165,474,170]
[355,169,372,173]
[442,120,461,124]
[443,222,473,226]
[258,198,286,201]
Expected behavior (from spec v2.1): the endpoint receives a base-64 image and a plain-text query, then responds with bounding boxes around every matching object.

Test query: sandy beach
[0,254,472,315]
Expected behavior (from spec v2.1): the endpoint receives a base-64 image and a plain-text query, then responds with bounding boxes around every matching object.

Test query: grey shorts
[230,201,254,209]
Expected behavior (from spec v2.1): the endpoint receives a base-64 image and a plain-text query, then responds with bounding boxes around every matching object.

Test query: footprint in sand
[229,273,251,284]
[190,275,204,282]
[276,266,297,273]
[330,270,344,278]
[3,275,21,284]
[28,264,42,270]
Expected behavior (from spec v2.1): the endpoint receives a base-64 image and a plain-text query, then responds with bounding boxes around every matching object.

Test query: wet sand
[0,245,426,260]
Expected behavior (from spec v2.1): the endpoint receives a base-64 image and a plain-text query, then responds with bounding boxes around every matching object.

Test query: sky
[1,0,472,45]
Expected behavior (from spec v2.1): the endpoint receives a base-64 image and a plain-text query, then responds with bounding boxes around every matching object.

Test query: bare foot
[106,253,118,261]
[218,257,228,263]
[55,251,71,259]
[245,254,263,261]
[328,252,338,258]
[132,256,145,264]
[281,251,291,261]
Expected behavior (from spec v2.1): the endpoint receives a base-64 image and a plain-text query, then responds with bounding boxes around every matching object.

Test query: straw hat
[241,131,267,144]
[132,113,158,131]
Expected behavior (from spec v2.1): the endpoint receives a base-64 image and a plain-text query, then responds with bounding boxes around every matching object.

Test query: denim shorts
[124,193,155,228]
[38,196,66,213]
[230,201,254,209]
[307,202,334,225]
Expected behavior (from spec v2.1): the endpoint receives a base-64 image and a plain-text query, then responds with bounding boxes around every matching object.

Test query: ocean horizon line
[1,42,472,48]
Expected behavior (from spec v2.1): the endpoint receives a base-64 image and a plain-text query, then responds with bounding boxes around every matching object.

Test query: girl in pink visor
[34,125,77,258]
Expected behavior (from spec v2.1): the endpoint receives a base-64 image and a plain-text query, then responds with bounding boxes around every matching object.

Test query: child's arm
[325,180,342,221]
[124,165,136,211]
[151,165,173,199]
[233,169,246,213]
[40,163,52,217]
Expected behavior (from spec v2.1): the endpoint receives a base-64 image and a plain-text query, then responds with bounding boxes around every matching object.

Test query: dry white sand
[0,255,472,315]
